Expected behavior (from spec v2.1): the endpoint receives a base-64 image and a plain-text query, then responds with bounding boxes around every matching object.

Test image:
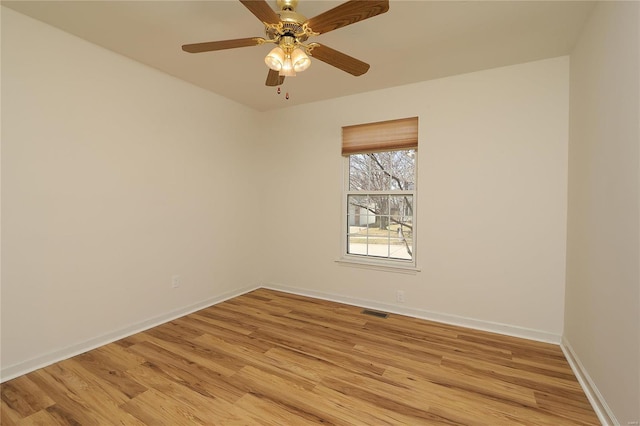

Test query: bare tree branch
[397,224,413,256]
[367,153,414,216]
[368,153,405,190]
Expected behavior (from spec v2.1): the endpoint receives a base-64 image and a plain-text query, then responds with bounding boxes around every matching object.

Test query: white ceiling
[3,0,595,111]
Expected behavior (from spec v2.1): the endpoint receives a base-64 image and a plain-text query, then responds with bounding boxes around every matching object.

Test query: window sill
[335,258,420,274]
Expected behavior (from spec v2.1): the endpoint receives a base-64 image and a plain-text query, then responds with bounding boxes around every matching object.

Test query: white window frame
[339,150,418,273]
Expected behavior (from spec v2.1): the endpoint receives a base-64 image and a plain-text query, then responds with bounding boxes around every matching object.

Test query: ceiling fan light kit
[181,0,389,87]
[265,45,311,76]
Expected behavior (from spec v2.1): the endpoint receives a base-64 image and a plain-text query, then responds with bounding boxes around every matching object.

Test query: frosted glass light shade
[279,55,296,77]
[291,48,311,72]
[265,47,285,71]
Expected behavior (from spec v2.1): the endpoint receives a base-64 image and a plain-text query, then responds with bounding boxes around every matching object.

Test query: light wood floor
[2,289,599,425]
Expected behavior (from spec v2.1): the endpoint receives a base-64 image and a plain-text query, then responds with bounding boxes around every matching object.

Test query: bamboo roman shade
[342,116,418,155]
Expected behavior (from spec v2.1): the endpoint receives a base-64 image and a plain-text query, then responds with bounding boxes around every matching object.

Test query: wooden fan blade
[305,0,389,35]
[239,0,281,25]
[182,37,263,53]
[265,69,285,86]
[309,44,370,76]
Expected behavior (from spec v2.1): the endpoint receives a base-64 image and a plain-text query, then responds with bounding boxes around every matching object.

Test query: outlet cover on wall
[171,275,181,288]
[396,290,405,303]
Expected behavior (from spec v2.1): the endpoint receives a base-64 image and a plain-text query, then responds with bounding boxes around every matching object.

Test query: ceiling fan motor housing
[266,8,309,45]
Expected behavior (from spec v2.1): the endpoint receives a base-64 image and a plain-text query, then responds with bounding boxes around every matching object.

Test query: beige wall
[1,8,262,378]
[258,57,570,342]
[565,1,640,424]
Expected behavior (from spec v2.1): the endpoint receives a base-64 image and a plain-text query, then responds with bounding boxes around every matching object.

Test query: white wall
[1,8,262,379]
[259,57,570,342]
[565,2,640,424]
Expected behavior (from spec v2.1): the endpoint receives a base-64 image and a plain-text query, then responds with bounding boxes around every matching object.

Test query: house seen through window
[342,117,418,265]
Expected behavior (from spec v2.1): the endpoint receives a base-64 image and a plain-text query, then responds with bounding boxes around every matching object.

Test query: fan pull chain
[275,87,290,100]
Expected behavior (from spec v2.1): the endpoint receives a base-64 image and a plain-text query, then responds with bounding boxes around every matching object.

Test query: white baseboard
[262,283,562,344]
[561,336,616,426]
[0,285,260,382]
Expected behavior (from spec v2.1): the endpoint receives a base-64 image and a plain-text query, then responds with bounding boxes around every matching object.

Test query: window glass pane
[389,237,412,260]
[368,170,390,191]
[346,148,416,264]
[347,234,368,256]
[349,154,371,190]
[391,150,416,190]
[367,237,390,258]
[350,150,416,191]
[347,195,373,228]
[367,152,391,190]
[390,195,413,222]
[368,195,389,215]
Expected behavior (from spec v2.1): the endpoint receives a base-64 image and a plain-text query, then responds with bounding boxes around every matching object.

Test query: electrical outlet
[396,290,405,303]
[171,275,181,288]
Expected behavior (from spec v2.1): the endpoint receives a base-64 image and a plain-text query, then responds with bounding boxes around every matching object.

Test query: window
[342,117,418,267]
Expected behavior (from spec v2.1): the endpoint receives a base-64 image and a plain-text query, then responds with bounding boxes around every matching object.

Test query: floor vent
[361,309,389,319]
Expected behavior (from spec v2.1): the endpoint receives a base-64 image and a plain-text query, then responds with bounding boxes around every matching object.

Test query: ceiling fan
[181,0,389,87]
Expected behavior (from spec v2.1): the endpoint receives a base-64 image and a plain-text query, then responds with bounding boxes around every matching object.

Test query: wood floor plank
[136,330,241,378]
[71,351,147,400]
[233,393,320,426]
[126,341,246,403]
[12,408,70,426]
[26,366,115,425]
[249,325,391,377]
[189,310,258,336]
[41,359,145,426]
[310,382,452,426]
[231,365,343,424]
[1,375,55,419]
[318,374,449,424]
[192,333,320,391]
[122,365,248,424]
[386,361,540,409]
[382,366,573,426]
[0,289,600,425]
[176,315,273,353]
[119,388,208,425]
[440,355,586,396]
